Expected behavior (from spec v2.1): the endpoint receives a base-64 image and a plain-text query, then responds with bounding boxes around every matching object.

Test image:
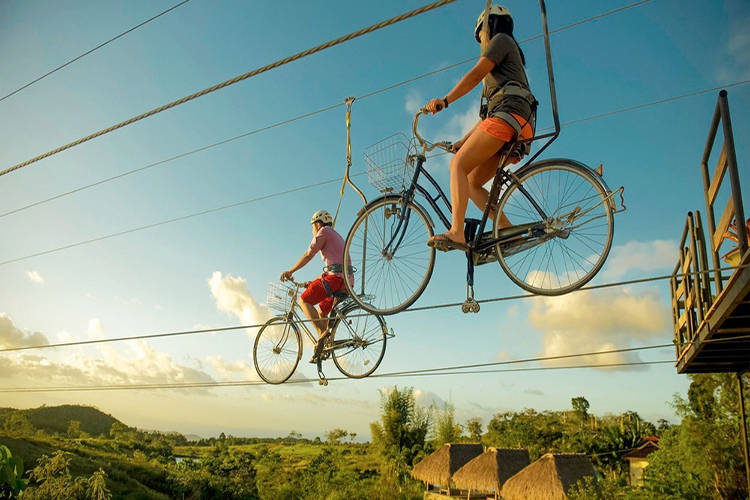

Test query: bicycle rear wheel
[495,159,614,295]
[343,196,435,315]
[253,316,301,384]
[330,303,387,378]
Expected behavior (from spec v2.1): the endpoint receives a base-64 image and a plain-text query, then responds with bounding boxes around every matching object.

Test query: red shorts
[300,274,344,316]
[477,113,534,143]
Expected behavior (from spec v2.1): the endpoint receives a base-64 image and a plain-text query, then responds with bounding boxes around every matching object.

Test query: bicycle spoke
[497,162,614,295]
[344,198,434,314]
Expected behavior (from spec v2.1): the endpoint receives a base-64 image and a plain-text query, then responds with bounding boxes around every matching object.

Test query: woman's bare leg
[440,129,505,243]
[467,154,498,220]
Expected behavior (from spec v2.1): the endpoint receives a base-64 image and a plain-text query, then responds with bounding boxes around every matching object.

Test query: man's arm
[280,250,315,281]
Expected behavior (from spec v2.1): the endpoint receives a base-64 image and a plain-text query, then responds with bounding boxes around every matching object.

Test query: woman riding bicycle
[425,5,535,251]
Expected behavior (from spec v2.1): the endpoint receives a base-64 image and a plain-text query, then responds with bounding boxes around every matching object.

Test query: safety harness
[481,80,538,156]
[320,264,355,298]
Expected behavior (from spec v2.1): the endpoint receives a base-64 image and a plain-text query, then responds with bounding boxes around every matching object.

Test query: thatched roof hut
[411,443,483,491]
[500,453,595,500]
[451,448,530,496]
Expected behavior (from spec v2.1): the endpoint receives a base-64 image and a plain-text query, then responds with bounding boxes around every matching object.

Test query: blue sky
[1,0,748,439]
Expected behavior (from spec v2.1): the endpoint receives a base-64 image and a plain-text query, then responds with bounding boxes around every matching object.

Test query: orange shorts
[477,113,534,142]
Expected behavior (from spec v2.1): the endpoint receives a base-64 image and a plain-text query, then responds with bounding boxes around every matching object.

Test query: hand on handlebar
[425,98,446,115]
[280,270,293,282]
[450,138,464,153]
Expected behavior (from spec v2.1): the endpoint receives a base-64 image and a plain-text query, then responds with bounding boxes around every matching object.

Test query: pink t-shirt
[306,226,352,279]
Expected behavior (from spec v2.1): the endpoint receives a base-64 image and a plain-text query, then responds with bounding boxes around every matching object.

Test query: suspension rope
[0,0,661,220]
[0,0,458,178]
[332,96,367,229]
[2,265,746,353]
[0,0,192,103]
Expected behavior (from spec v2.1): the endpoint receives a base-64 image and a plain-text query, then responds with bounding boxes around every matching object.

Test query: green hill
[0,404,123,437]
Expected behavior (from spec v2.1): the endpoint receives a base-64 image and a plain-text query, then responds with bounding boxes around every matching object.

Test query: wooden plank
[678,311,688,329]
[713,198,735,250]
[685,289,695,309]
[676,280,685,300]
[682,254,693,273]
[707,144,728,205]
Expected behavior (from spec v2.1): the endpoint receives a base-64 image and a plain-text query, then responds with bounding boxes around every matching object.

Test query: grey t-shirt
[481,33,532,121]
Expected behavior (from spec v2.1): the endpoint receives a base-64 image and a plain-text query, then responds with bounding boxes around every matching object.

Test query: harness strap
[324,264,356,274]
[321,278,333,297]
[492,111,523,136]
[486,80,536,113]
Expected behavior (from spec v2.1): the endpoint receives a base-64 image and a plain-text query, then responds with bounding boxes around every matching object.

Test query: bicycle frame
[278,285,370,354]
[382,151,549,258]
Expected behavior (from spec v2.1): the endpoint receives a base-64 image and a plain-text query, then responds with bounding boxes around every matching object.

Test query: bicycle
[253,279,390,386]
[342,0,625,316]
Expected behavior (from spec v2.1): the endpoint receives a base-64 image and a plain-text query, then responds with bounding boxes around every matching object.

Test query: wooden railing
[670,211,713,359]
[670,90,747,360]
[700,90,748,293]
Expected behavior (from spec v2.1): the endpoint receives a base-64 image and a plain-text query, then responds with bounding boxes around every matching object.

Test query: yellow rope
[332,96,367,229]
[1,0,458,178]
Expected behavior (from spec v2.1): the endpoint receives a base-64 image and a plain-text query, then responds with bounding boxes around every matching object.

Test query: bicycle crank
[317,360,328,386]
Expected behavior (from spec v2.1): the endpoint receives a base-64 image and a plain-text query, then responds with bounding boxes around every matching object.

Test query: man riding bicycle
[280,210,353,362]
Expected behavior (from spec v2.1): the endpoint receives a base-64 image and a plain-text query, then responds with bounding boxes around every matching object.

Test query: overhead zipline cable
[0,361,686,393]
[1,265,747,353]
[0,0,192,103]
[0,0,659,218]
[0,0,459,178]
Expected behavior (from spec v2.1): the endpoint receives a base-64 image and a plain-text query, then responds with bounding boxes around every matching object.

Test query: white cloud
[601,240,676,279]
[524,388,544,396]
[443,105,480,139]
[87,318,105,340]
[717,0,750,81]
[528,288,670,370]
[404,90,424,115]
[206,355,258,381]
[0,313,48,348]
[56,331,74,343]
[208,272,272,339]
[25,270,44,285]
[0,315,214,390]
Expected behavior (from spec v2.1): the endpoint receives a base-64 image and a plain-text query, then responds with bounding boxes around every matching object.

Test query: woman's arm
[425,57,495,114]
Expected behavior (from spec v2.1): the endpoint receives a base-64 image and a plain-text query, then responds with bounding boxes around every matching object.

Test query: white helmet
[310,209,333,225]
[475,5,512,43]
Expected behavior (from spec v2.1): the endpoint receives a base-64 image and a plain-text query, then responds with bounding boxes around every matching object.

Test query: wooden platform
[676,251,750,373]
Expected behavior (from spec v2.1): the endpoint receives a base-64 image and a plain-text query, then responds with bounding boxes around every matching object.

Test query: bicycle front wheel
[253,316,301,384]
[343,196,435,315]
[330,303,387,378]
[495,159,614,295]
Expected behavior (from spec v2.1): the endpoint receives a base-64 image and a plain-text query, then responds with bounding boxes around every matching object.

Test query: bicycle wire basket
[364,133,417,193]
[266,282,295,313]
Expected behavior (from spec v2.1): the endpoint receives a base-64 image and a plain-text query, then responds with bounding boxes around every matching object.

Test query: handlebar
[412,108,453,154]
[280,276,307,288]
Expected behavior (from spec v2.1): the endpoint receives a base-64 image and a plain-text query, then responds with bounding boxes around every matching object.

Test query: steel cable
[1,265,746,354]
[0,0,458,178]
[0,0,192,103]
[0,0,659,218]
